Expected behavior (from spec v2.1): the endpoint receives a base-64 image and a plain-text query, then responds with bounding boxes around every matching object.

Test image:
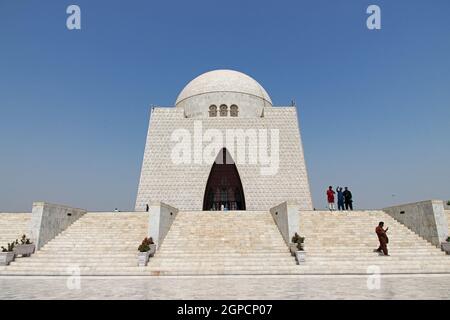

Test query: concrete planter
[441,242,450,255]
[149,244,156,257]
[0,252,15,266]
[13,244,35,257]
[137,251,151,266]
[295,250,306,264]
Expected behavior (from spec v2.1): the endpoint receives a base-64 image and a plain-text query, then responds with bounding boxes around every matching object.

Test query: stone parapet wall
[383,200,448,247]
[148,202,179,248]
[30,202,86,250]
[270,201,300,245]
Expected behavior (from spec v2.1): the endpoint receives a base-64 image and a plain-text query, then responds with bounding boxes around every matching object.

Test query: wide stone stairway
[298,210,450,274]
[1,209,449,275]
[0,213,31,248]
[146,211,298,275]
[0,212,148,275]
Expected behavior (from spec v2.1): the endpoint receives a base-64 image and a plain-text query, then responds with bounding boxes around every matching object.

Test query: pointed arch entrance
[203,148,246,211]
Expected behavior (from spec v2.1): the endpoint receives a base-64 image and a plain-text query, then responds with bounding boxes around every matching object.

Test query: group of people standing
[326,186,353,211]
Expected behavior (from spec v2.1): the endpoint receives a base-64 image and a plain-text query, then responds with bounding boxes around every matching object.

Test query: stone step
[154,250,291,255]
[298,264,450,269]
[43,238,144,242]
[304,247,438,251]
[295,268,450,274]
[299,258,450,264]
[304,228,418,233]
[305,258,450,263]
[0,266,145,272]
[19,256,294,263]
[59,228,146,231]
[303,241,433,245]
[10,261,297,268]
[146,264,450,271]
[314,244,442,251]
[306,252,446,257]
[148,262,297,268]
[164,235,282,238]
[2,264,298,271]
[42,242,142,247]
[159,245,288,249]
[18,255,138,261]
[305,232,420,237]
[155,252,291,257]
[39,247,140,251]
[149,255,295,261]
[9,262,139,267]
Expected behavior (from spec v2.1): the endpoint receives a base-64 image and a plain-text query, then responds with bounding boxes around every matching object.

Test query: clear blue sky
[1,0,449,212]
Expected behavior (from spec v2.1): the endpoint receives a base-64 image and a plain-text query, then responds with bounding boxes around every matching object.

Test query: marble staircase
[1,210,449,275]
[146,211,298,275]
[297,210,450,274]
[0,212,148,275]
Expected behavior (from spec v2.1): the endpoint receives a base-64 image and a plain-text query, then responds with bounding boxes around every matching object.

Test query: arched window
[230,105,238,117]
[220,104,228,117]
[209,105,217,117]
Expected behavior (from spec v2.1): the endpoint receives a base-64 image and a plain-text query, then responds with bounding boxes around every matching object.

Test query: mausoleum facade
[135,70,313,211]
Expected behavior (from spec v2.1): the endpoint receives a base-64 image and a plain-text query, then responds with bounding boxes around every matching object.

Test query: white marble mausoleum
[135,70,313,212]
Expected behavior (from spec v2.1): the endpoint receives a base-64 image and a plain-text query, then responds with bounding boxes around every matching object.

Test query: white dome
[176,70,272,106]
[175,70,272,118]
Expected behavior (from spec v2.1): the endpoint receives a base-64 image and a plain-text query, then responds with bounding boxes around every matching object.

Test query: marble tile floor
[0,274,449,300]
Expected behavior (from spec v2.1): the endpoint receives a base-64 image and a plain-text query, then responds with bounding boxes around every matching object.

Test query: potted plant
[13,235,35,257]
[441,237,450,255]
[137,237,155,266]
[0,242,16,266]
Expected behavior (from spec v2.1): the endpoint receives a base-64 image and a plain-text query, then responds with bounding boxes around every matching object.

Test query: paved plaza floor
[0,274,449,299]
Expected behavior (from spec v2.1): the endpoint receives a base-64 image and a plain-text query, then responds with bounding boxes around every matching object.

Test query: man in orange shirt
[375,221,389,256]
[326,186,335,211]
